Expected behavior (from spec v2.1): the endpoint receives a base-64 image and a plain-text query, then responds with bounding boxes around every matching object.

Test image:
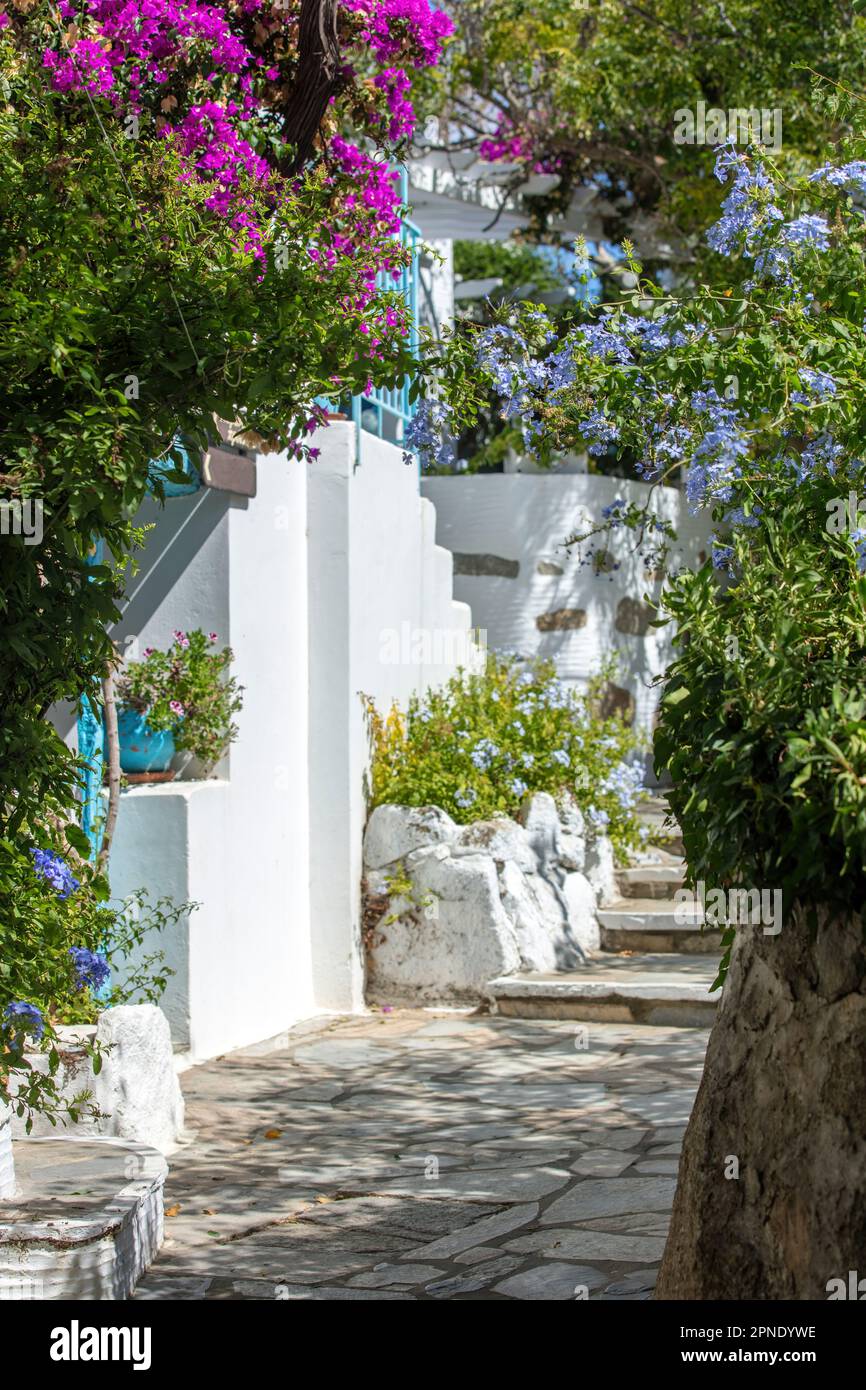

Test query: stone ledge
[0,1137,166,1300]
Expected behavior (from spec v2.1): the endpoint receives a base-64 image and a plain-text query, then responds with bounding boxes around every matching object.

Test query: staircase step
[0,1136,166,1300]
[488,954,719,1027]
[597,899,722,954]
[615,865,685,899]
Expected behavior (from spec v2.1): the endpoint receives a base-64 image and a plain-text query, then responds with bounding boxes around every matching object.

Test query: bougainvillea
[34,0,452,326]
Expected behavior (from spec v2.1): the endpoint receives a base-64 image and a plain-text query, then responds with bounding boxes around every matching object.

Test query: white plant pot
[0,1101,14,1199]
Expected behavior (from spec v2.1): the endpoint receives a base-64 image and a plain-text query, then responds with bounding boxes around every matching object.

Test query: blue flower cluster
[31,848,79,901]
[404,398,456,471]
[470,737,499,770]
[599,761,645,812]
[685,389,749,510]
[810,161,866,199]
[69,947,110,993]
[4,1000,44,1041]
[792,367,837,406]
[580,410,619,457]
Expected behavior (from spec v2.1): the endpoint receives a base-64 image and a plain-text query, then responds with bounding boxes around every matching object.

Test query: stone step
[488,953,720,1027]
[615,865,685,899]
[0,1136,166,1300]
[597,899,722,954]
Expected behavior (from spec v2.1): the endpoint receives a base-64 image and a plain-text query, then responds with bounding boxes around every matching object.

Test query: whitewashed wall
[105,457,313,1061]
[308,423,478,1014]
[103,425,477,1061]
[421,473,713,757]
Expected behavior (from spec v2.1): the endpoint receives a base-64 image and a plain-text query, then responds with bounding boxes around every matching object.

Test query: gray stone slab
[570,1149,637,1177]
[425,1257,521,1296]
[409,1202,538,1259]
[348,1263,445,1288]
[495,1262,608,1299]
[505,1228,667,1263]
[368,1165,570,1203]
[541,1175,677,1224]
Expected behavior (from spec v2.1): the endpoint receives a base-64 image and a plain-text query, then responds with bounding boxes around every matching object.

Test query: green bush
[655,488,866,985]
[0,832,188,1129]
[117,629,243,771]
[365,653,647,858]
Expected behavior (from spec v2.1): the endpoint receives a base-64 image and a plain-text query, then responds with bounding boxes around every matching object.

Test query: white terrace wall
[104,456,313,1062]
[421,473,713,766]
[100,425,476,1062]
[308,422,477,1014]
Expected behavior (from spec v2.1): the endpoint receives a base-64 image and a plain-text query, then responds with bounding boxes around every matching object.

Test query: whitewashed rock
[519,792,561,863]
[11,1005,184,1155]
[497,861,558,972]
[364,804,457,869]
[559,792,587,839]
[453,816,537,873]
[563,871,600,953]
[585,833,616,903]
[367,852,520,1001]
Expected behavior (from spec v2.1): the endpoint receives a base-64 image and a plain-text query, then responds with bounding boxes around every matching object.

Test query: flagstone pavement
[133,1009,708,1301]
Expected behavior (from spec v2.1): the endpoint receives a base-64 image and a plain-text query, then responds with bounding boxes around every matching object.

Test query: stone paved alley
[134,1009,708,1301]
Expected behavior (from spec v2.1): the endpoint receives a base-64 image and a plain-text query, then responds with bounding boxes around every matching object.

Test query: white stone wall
[420,473,712,755]
[308,423,479,1014]
[102,425,478,1061]
[105,451,314,1061]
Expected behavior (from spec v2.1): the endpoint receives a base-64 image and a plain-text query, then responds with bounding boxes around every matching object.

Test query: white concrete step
[0,1136,166,1300]
[488,953,720,1027]
[598,898,722,953]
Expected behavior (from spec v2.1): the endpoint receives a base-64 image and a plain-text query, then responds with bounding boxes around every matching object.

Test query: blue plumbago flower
[510,720,526,737]
[551,748,571,767]
[454,787,477,810]
[580,410,619,457]
[543,682,572,710]
[791,367,837,405]
[600,761,645,811]
[31,847,79,900]
[685,389,749,510]
[69,947,110,993]
[790,432,844,483]
[723,505,762,529]
[4,1001,44,1042]
[404,398,456,471]
[706,145,783,257]
[587,806,610,831]
[809,161,866,199]
[850,529,866,573]
[521,752,535,768]
[712,541,735,572]
[576,316,635,364]
[601,497,627,526]
[781,213,831,251]
[470,738,499,771]
[509,778,528,798]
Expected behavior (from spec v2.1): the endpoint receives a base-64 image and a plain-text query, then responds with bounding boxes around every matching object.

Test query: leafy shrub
[655,489,866,983]
[365,653,647,858]
[117,629,243,771]
[0,832,189,1129]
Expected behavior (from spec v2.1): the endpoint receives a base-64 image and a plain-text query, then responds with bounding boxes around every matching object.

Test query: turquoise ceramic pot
[116,708,176,774]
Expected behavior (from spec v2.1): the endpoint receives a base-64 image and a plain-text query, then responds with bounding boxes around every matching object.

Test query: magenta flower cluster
[38,0,451,283]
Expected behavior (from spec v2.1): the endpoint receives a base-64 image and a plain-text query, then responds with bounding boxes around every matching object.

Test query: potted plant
[114,630,243,779]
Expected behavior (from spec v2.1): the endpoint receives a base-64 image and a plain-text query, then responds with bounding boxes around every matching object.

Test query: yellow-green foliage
[365,654,646,858]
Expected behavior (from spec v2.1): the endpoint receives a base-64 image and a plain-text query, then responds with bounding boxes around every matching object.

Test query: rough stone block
[363,804,457,869]
[536,607,587,631]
